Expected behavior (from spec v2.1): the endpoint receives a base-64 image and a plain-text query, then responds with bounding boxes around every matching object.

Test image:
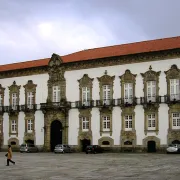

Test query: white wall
[66,58,180,146]
[1,73,48,146]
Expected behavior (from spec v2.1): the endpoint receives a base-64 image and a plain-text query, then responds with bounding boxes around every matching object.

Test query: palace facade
[0,36,180,152]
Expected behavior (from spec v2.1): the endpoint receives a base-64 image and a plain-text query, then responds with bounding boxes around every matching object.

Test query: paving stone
[0,152,180,180]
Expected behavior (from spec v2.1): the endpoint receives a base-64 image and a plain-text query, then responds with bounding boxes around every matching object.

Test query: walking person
[6,145,15,166]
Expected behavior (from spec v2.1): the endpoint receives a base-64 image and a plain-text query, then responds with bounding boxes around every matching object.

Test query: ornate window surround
[144,104,159,135]
[120,106,136,146]
[23,80,37,106]
[0,84,5,107]
[119,69,136,104]
[0,116,3,134]
[97,70,115,104]
[164,64,180,98]
[8,81,21,107]
[24,112,35,133]
[99,107,112,136]
[141,65,161,102]
[47,54,66,102]
[78,74,94,105]
[9,115,18,136]
[78,109,92,133]
[98,136,114,147]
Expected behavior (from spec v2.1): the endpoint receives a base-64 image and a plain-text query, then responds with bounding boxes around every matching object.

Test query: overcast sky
[0,0,180,65]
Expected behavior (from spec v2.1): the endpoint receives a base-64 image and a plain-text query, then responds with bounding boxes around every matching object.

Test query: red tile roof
[0,36,180,72]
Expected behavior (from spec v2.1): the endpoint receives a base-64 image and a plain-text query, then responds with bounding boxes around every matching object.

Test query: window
[52,86,60,102]
[170,79,180,100]
[125,115,132,131]
[103,116,110,131]
[147,114,156,130]
[103,85,111,105]
[0,121,1,133]
[11,120,17,133]
[172,113,180,129]
[124,83,133,103]
[82,87,90,106]
[12,93,18,110]
[82,117,89,131]
[0,94,2,106]
[147,81,156,102]
[27,92,34,109]
[27,120,33,133]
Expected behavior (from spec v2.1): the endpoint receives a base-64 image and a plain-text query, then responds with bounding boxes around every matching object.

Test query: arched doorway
[172,140,180,144]
[50,120,63,151]
[147,141,156,153]
[81,139,90,152]
[25,139,34,144]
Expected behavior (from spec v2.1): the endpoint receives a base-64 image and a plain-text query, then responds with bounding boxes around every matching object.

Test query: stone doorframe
[143,136,160,149]
[43,110,68,151]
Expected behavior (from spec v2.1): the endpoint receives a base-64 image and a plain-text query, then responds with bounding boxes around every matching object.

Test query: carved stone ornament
[142,136,160,148]
[47,54,66,102]
[48,53,63,67]
[141,65,161,97]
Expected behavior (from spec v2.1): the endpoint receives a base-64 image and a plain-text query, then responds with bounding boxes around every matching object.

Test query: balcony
[20,104,37,112]
[40,101,71,111]
[2,105,20,114]
[140,96,160,104]
[75,100,93,109]
[166,94,180,104]
[113,97,139,107]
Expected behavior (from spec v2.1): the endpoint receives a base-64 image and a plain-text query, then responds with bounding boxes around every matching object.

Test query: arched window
[102,141,110,145]
[11,141,16,145]
[124,141,132,145]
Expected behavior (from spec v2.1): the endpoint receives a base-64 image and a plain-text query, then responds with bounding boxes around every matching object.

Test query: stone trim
[167,103,180,144]
[119,69,136,101]
[99,107,113,136]
[8,81,21,106]
[98,137,114,147]
[9,115,18,136]
[0,84,5,107]
[78,74,94,102]
[141,65,161,99]
[43,110,68,151]
[144,104,159,135]
[164,64,180,97]
[23,80,37,105]
[120,106,136,146]
[143,136,160,149]
[97,70,115,102]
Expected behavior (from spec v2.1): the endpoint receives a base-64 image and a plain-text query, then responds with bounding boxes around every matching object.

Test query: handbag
[5,153,8,157]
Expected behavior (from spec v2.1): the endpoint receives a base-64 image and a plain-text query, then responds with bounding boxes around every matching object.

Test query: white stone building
[0,36,180,152]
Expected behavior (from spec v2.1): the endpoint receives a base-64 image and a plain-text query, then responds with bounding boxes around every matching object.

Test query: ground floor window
[125,115,132,131]
[147,113,156,130]
[172,113,180,129]
[103,116,110,131]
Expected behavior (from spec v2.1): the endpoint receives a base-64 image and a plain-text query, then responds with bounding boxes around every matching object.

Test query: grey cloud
[0,0,179,65]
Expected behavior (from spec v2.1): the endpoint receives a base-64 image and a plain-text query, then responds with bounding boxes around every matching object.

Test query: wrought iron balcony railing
[166,94,180,104]
[20,104,37,112]
[40,101,71,110]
